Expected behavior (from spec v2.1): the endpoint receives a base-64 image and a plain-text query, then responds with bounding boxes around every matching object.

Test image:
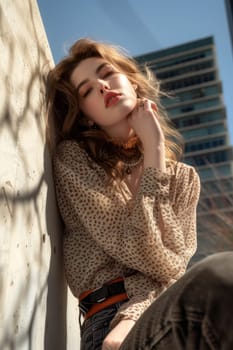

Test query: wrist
[143,138,164,151]
[143,143,166,172]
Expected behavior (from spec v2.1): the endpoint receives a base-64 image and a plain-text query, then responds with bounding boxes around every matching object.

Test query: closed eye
[82,87,92,98]
[103,70,115,78]
[100,66,118,79]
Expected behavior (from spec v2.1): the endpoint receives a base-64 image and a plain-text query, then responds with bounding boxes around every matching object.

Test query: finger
[151,102,158,113]
[144,100,158,112]
[138,99,145,109]
[150,101,160,119]
[143,99,151,111]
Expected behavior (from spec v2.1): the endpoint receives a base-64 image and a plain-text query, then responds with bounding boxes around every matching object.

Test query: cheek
[125,81,138,104]
[124,79,137,100]
[117,75,136,92]
[128,85,137,99]
[80,97,103,123]
[80,94,98,113]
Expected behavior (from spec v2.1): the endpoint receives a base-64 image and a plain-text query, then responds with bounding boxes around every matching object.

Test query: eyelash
[102,70,114,78]
[83,88,92,97]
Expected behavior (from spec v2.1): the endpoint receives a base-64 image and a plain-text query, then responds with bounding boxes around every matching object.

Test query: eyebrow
[75,62,109,93]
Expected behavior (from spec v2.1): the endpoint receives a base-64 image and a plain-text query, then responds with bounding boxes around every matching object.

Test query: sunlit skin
[70,57,166,350]
[71,57,165,170]
[70,57,137,141]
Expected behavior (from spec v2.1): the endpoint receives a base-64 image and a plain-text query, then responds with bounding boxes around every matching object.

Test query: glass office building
[135,37,233,262]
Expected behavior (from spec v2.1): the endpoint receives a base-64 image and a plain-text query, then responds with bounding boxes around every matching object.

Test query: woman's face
[70,57,137,137]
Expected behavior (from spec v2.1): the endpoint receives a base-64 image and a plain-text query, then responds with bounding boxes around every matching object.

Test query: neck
[102,119,134,142]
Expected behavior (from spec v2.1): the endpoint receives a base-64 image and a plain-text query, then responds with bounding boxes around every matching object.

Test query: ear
[132,83,138,91]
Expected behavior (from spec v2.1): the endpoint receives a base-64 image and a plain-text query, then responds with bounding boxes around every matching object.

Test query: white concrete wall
[0,1,79,349]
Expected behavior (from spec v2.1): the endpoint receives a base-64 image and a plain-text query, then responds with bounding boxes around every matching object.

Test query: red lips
[104,92,121,108]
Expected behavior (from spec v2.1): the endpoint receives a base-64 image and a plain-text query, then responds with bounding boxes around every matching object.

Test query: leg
[120,252,233,350]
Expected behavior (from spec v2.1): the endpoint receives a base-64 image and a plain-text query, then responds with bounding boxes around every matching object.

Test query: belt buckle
[95,284,109,303]
[79,302,89,314]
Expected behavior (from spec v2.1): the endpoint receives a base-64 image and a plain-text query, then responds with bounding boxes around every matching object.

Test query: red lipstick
[104,92,121,108]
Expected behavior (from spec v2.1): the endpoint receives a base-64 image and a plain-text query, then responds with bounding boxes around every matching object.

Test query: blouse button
[161,178,168,186]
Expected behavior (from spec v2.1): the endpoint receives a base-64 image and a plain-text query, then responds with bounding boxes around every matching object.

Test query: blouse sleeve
[53,141,200,284]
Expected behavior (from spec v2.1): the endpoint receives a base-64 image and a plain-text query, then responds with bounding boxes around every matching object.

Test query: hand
[128,99,166,171]
[127,99,165,150]
[102,319,135,350]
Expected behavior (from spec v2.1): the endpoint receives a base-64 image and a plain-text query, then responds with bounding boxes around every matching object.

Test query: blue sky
[38,0,233,143]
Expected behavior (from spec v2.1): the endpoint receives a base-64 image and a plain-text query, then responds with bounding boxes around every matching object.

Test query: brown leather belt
[79,277,129,320]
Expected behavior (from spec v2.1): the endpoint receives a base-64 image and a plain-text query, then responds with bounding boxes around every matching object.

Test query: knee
[183,252,233,303]
[192,251,233,282]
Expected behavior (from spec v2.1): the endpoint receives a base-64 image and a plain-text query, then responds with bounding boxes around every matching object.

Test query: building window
[168,97,221,117]
[182,124,226,139]
[193,165,232,180]
[185,150,229,166]
[181,106,195,113]
[202,179,233,193]
[150,48,213,70]
[156,60,214,80]
[174,112,225,129]
[201,195,232,210]
[163,72,216,91]
[185,137,225,153]
[162,85,220,106]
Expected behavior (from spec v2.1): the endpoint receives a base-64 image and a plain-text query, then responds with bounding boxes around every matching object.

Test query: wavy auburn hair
[46,38,183,180]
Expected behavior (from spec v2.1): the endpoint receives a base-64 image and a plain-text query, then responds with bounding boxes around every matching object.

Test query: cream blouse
[53,140,200,328]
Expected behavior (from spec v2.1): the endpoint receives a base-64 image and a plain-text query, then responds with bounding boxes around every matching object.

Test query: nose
[98,80,109,94]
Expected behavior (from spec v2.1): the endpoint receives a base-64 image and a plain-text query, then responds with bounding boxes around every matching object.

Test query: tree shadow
[0,1,68,349]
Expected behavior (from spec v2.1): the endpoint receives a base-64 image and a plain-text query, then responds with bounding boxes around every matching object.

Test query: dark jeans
[81,252,233,350]
[80,302,125,350]
[121,251,233,350]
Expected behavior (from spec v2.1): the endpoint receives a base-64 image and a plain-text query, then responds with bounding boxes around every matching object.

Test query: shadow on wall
[43,146,67,350]
[0,1,67,349]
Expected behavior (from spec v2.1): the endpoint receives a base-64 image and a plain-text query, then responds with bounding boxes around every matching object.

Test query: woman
[46,38,233,350]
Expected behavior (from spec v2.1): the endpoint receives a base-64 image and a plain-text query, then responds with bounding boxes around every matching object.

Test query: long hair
[46,38,183,181]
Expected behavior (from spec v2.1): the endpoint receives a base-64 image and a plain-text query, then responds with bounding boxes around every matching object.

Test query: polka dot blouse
[53,140,200,328]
